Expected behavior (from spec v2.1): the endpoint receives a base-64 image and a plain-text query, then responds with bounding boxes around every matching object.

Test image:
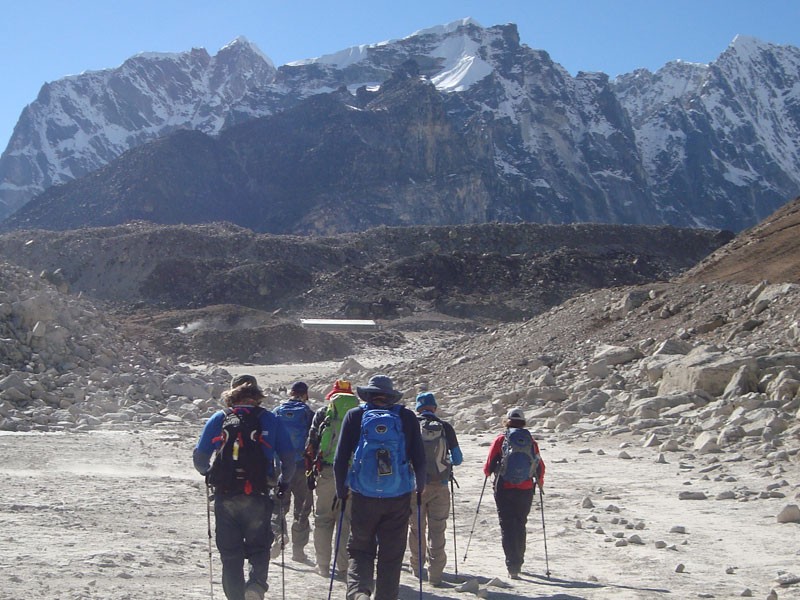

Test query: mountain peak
[217,36,274,68]
[408,17,483,38]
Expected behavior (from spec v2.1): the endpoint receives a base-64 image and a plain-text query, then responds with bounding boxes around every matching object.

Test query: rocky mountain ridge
[2,21,799,232]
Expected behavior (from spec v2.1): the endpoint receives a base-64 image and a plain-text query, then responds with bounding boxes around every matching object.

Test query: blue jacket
[193,405,297,483]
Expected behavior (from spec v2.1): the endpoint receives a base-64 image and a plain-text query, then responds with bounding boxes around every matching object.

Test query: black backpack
[207,406,272,495]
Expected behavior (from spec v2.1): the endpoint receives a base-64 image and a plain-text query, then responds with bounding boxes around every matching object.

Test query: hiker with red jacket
[334,375,426,600]
[483,407,545,580]
[193,374,296,600]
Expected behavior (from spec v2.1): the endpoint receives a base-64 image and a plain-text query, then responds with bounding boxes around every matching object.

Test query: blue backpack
[274,400,312,463]
[499,428,538,485]
[347,405,415,498]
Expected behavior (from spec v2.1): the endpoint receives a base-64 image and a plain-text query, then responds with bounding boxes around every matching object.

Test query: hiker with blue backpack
[193,374,296,600]
[408,391,462,587]
[271,381,315,562]
[483,407,546,580]
[334,375,427,600]
[303,378,358,579]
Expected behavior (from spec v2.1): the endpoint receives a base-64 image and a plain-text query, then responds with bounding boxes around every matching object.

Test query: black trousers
[347,492,412,600]
[215,493,274,600]
[494,484,534,572]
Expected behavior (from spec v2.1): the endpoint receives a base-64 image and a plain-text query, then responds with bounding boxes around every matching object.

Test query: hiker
[483,407,545,579]
[304,378,358,579]
[334,374,426,600]
[408,391,462,587]
[271,380,315,562]
[193,374,296,600]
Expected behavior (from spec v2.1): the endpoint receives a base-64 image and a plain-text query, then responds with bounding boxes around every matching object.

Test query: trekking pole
[538,483,551,579]
[279,497,286,600]
[449,474,459,576]
[328,496,347,600]
[416,491,423,600]
[205,481,215,600]
[462,475,488,563]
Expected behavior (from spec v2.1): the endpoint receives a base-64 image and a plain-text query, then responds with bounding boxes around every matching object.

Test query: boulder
[593,345,643,366]
[659,348,756,397]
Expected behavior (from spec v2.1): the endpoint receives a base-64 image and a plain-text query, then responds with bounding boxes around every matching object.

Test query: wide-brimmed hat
[231,374,261,391]
[356,375,403,403]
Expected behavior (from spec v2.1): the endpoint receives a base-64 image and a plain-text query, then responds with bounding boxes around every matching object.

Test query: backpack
[207,406,272,495]
[418,415,451,483]
[347,405,415,498]
[498,428,538,485]
[317,392,360,465]
[274,400,312,463]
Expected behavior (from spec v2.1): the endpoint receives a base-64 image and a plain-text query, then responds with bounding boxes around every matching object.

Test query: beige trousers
[408,481,450,583]
[313,466,351,572]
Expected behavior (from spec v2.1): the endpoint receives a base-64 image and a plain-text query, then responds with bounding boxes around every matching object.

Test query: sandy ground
[1,414,798,600]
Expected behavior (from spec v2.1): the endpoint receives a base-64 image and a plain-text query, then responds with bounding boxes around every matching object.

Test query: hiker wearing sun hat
[334,375,426,600]
[193,374,296,600]
[483,407,546,580]
[408,391,462,587]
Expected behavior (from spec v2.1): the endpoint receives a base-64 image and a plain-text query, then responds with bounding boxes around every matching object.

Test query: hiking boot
[244,584,265,600]
[292,548,308,562]
[270,542,282,559]
[317,563,330,577]
[508,569,521,580]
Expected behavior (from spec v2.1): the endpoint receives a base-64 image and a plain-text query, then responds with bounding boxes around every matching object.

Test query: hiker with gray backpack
[483,407,546,580]
[193,374,296,600]
[334,375,426,600]
[408,391,462,587]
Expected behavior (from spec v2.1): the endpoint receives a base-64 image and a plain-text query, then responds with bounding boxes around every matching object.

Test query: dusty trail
[1,424,796,600]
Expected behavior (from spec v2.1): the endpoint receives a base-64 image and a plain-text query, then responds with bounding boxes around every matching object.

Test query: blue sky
[1,0,798,150]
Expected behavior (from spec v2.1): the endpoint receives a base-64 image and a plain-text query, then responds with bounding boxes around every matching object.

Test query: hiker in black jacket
[333,375,426,600]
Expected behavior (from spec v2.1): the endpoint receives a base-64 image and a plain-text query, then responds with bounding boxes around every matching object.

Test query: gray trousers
[347,492,412,600]
[272,462,313,552]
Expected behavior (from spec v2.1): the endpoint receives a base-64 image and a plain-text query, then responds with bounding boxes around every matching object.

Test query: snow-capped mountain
[1,19,799,232]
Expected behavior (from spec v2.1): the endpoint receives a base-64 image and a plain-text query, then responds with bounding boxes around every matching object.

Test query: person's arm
[402,408,426,494]
[305,406,326,451]
[333,407,361,498]
[483,434,504,477]
[443,421,463,466]
[533,439,545,488]
[192,411,224,474]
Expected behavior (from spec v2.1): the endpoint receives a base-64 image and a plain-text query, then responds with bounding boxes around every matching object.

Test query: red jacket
[483,431,545,490]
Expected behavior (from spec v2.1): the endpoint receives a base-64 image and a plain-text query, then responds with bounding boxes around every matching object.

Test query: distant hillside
[680,196,800,284]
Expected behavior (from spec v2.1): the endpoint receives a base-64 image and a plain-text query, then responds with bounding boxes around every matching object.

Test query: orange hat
[326,379,352,400]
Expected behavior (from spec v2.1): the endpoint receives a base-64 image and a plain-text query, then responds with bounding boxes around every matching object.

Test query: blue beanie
[415,392,437,411]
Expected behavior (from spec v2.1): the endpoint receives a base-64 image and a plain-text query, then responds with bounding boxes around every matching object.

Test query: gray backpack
[418,415,450,482]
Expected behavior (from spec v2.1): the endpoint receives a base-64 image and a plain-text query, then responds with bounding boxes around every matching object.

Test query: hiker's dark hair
[223,382,265,407]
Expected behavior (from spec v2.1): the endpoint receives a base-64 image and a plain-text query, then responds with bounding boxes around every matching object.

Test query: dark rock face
[1,23,799,232]
[0,220,733,324]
